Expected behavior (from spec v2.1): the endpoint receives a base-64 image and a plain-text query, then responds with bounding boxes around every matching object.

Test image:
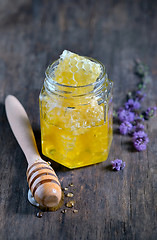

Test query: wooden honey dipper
[5,95,62,209]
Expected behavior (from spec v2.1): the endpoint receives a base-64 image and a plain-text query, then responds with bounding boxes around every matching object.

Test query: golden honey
[39,51,113,168]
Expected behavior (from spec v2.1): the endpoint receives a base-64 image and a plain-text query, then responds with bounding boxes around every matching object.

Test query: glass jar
[39,58,113,169]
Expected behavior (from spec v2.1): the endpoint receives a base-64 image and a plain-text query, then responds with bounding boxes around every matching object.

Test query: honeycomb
[39,50,113,168]
[53,50,102,86]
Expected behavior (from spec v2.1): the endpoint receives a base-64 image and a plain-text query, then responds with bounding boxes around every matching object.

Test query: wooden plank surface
[0,0,157,239]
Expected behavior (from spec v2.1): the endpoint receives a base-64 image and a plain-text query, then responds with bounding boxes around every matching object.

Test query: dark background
[0,0,157,239]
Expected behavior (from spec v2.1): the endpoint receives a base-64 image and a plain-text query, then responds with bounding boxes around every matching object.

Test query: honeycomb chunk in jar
[39,50,113,168]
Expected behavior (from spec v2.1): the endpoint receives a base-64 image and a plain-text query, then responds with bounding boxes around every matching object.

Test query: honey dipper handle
[5,95,41,165]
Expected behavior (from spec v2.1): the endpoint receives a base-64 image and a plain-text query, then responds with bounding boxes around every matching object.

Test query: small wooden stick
[5,95,62,208]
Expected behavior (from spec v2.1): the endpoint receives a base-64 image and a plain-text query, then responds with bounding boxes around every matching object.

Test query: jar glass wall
[39,58,113,169]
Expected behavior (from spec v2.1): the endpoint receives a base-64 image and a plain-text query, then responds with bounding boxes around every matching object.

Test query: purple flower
[125,99,141,111]
[132,131,149,151]
[133,123,145,132]
[135,91,146,102]
[119,121,133,135]
[133,115,144,125]
[118,108,135,122]
[111,159,125,171]
[143,107,157,120]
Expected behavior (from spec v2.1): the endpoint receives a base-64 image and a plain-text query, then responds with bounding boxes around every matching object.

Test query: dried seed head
[66,192,74,198]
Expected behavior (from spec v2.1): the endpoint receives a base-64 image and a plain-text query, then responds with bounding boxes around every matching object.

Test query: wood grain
[0,0,157,239]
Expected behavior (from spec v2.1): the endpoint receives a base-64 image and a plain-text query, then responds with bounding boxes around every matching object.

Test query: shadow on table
[122,140,137,152]
[0,102,32,215]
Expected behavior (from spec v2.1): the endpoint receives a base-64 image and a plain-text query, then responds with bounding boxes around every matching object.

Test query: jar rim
[45,57,107,89]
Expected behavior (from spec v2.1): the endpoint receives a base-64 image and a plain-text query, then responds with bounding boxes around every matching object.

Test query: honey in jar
[39,50,113,168]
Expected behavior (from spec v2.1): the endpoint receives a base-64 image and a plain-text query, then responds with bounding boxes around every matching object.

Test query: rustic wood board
[0,0,157,239]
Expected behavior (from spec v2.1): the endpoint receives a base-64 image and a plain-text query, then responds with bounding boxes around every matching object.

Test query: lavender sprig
[133,123,145,132]
[143,107,157,120]
[112,60,156,171]
[111,159,125,171]
[134,59,149,77]
[125,99,141,111]
[115,60,156,153]
[132,131,149,151]
[118,108,135,122]
[135,91,146,102]
[119,121,133,135]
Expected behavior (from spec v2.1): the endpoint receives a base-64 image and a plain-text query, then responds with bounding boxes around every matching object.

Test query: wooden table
[0,0,157,239]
